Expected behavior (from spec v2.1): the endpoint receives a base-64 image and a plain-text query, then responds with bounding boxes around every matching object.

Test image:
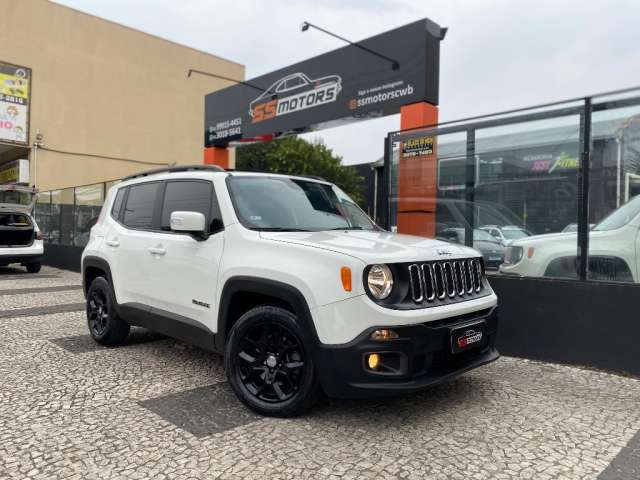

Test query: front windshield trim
[225,175,378,232]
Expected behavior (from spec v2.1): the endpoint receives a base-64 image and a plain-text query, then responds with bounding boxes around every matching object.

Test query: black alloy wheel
[225,305,320,417]
[238,320,305,403]
[85,276,130,346]
[87,288,109,337]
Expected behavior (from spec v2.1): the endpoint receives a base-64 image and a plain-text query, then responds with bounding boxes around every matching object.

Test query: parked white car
[0,184,43,273]
[82,165,499,417]
[501,195,640,281]
[479,225,530,246]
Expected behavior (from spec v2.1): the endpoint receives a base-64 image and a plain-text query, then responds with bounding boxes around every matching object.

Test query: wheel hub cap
[266,354,277,368]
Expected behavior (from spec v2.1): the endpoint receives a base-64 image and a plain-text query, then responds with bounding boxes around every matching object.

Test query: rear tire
[26,262,41,273]
[224,305,321,417]
[86,276,130,346]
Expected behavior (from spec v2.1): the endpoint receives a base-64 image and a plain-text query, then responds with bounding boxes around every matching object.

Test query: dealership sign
[0,61,31,145]
[205,19,445,147]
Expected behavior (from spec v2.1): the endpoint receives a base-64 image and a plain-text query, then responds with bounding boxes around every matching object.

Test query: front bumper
[314,306,499,398]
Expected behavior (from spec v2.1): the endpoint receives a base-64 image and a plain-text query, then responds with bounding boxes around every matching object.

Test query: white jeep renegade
[82,165,499,417]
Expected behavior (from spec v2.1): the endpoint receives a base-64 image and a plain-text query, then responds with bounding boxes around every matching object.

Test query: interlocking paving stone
[598,429,640,480]
[0,266,639,479]
[139,382,261,438]
[0,284,82,296]
[0,302,85,318]
[50,329,166,354]
[0,273,59,281]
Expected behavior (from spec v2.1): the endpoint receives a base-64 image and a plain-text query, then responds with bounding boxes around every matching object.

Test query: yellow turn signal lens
[370,329,399,341]
[367,353,380,370]
[527,247,535,258]
[340,266,352,292]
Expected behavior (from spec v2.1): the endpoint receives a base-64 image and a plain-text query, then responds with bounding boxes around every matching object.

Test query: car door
[146,179,224,330]
[106,181,164,307]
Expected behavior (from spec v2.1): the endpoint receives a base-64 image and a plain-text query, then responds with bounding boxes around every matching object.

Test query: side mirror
[170,211,207,240]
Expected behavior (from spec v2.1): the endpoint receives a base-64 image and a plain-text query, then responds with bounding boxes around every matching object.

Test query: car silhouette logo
[249,72,342,123]
[457,329,482,349]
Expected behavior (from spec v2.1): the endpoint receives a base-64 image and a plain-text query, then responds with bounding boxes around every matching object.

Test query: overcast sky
[54,0,640,165]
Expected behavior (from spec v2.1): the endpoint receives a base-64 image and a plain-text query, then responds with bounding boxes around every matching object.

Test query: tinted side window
[160,181,213,231]
[122,183,160,229]
[111,188,126,220]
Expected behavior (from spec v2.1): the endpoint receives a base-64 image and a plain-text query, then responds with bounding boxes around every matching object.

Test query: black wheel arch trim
[216,276,319,352]
[82,256,114,298]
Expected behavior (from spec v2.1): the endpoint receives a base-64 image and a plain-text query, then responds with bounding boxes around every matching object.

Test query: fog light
[370,329,399,341]
[367,353,380,370]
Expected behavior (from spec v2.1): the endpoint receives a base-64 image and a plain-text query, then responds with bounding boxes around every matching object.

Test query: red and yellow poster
[0,61,31,145]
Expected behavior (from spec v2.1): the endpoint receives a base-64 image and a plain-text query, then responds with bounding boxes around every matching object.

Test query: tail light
[35,231,43,241]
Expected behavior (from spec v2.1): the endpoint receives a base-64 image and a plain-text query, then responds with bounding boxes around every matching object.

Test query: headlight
[367,264,394,299]
[504,246,523,265]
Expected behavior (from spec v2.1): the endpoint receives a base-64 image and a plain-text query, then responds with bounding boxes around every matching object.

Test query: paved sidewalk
[0,266,639,480]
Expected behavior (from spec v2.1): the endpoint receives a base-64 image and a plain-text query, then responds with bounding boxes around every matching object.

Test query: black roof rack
[122,164,225,181]
[226,169,328,183]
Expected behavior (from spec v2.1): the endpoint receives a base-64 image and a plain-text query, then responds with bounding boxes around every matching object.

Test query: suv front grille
[408,258,485,305]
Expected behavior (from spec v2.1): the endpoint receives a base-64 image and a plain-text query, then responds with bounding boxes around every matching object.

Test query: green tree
[235,136,364,205]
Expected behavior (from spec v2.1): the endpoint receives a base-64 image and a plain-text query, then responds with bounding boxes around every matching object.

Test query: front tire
[224,306,320,417]
[26,262,41,273]
[86,276,130,346]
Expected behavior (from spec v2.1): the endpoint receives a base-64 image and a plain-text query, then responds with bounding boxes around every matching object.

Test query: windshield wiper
[253,227,313,232]
[326,226,365,231]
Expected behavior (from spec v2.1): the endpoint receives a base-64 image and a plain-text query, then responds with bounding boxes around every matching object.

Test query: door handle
[148,246,166,256]
[105,238,120,247]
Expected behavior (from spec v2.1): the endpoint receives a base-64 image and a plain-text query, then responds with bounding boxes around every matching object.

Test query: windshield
[502,229,528,240]
[473,229,498,242]
[227,176,377,232]
[593,196,640,231]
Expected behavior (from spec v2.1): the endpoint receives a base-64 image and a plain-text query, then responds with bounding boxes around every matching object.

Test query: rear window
[0,190,32,206]
[111,188,126,220]
[122,182,160,229]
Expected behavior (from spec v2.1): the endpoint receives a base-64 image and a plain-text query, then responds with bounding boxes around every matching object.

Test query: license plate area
[450,321,486,354]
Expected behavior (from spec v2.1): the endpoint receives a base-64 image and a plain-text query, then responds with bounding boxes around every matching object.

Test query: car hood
[511,231,577,247]
[259,230,481,264]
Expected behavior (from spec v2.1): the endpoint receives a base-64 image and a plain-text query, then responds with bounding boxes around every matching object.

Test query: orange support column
[397,102,439,237]
[204,147,230,169]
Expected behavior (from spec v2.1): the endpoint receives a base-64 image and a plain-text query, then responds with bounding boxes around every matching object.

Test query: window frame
[113,179,225,236]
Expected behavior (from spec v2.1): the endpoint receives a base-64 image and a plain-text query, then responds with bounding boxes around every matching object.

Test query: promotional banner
[0,61,31,145]
[205,19,445,147]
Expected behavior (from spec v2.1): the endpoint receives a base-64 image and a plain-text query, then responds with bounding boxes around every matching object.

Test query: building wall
[0,0,244,190]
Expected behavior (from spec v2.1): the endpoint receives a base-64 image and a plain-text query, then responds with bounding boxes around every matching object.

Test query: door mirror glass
[170,211,206,236]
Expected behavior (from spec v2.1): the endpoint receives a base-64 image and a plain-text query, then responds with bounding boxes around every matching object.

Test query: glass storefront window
[587,98,640,283]
[34,192,52,241]
[388,110,583,279]
[74,183,104,247]
[50,188,75,246]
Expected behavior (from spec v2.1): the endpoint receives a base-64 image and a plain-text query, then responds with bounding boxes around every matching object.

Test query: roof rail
[227,169,328,182]
[122,164,225,181]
